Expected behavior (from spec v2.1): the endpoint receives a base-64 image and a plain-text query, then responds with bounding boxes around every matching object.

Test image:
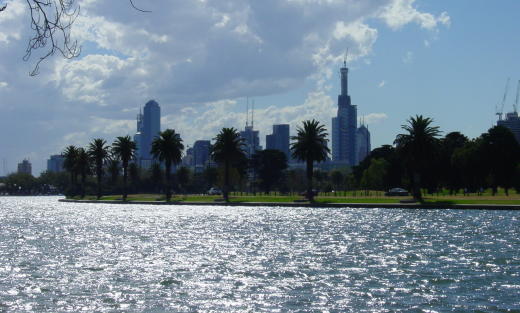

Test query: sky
[1,0,520,175]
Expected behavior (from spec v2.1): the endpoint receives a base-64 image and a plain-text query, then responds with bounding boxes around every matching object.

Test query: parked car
[299,189,318,197]
[208,187,222,195]
[385,188,409,196]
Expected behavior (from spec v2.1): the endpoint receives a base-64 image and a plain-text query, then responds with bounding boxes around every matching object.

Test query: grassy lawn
[67,190,520,205]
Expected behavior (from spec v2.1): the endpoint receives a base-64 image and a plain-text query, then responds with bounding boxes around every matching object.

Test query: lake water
[0,196,519,312]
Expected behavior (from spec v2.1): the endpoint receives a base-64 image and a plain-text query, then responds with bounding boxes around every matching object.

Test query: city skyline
[2,1,520,175]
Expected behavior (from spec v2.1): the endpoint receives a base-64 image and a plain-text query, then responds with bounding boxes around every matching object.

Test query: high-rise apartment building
[193,140,211,167]
[47,155,65,173]
[135,100,161,167]
[498,111,520,143]
[240,126,261,158]
[182,147,194,167]
[266,124,290,161]
[332,60,357,166]
[133,108,143,161]
[356,124,371,164]
[17,159,32,175]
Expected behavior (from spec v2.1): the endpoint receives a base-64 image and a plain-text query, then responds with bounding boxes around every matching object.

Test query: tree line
[353,116,520,200]
[2,115,519,202]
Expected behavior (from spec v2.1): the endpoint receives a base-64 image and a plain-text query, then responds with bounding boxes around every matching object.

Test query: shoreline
[59,199,520,210]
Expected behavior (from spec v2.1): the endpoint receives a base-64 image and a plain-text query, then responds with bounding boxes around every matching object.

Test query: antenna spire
[344,48,349,67]
[246,97,249,128]
[251,99,255,129]
[514,80,520,114]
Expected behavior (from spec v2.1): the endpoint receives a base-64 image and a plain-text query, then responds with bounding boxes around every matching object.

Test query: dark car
[299,189,318,197]
[385,188,409,196]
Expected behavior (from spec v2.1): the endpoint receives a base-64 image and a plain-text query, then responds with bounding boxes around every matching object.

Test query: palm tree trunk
[165,164,171,201]
[81,173,86,199]
[97,167,102,200]
[306,159,314,202]
[123,163,128,201]
[69,172,75,196]
[74,173,78,196]
[224,160,230,202]
[412,171,422,202]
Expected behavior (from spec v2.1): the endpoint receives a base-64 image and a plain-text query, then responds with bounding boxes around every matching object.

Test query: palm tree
[108,159,120,184]
[394,115,441,202]
[112,136,137,201]
[151,129,184,201]
[290,119,330,202]
[211,128,245,202]
[88,138,110,199]
[76,148,91,198]
[62,145,78,196]
[149,162,162,193]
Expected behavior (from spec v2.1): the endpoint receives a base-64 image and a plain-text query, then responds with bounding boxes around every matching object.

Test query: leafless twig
[2,0,149,76]
[23,0,81,76]
[129,0,151,13]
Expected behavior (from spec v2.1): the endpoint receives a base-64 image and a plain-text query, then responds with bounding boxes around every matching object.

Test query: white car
[385,188,409,196]
[208,187,222,195]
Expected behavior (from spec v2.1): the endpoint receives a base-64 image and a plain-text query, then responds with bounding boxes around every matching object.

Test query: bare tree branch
[129,0,150,13]
[1,0,148,76]
[23,0,81,76]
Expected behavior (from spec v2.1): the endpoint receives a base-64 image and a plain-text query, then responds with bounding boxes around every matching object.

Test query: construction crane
[514,80,520,114]
[496,78,510,121]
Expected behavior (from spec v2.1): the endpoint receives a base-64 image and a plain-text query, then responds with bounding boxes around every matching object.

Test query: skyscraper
[136,100,161,167]
[17,159,32,175]
[356,124,371,164]
[332,59,357,166]
[133,108,143,161]
[240,126,261,158]
[193,140,211,168]
[498,111,520,143]
[266,124,290,161]
[182,147,194,167]
[47,155,65,173]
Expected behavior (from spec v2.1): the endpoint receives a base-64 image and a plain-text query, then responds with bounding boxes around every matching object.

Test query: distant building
[135,100,161,167]
[240,126,262,158]
[182,147,194,167]
[266,124,290,161]
[17,159,32,175]
[193,140,211,167]
[498,111,520,143]
[133,108,143,161]
[332,59,357,167]
[356,124,371,164]
[47,155,65,173]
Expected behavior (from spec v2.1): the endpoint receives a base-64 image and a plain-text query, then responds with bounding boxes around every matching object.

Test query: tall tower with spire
[332,54,357,166]
[240,98,261,158]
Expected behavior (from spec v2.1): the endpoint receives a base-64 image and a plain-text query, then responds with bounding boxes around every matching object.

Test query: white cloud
[53,54,140,106]
[62,131,89,147]
[0,0,24,44]
[364,113,388,125]
[333,20,378,57]
[161,91,336,149]
[89,117,134,136]
[0,81,8,88]
[378,0,450,30]
[0,0,451,174]
[402,51,414,64]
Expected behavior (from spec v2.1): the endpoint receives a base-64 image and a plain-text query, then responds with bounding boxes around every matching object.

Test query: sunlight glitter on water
[0,196,519,312]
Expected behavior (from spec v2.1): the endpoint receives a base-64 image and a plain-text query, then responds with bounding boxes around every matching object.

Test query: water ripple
[0,196,519,312]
